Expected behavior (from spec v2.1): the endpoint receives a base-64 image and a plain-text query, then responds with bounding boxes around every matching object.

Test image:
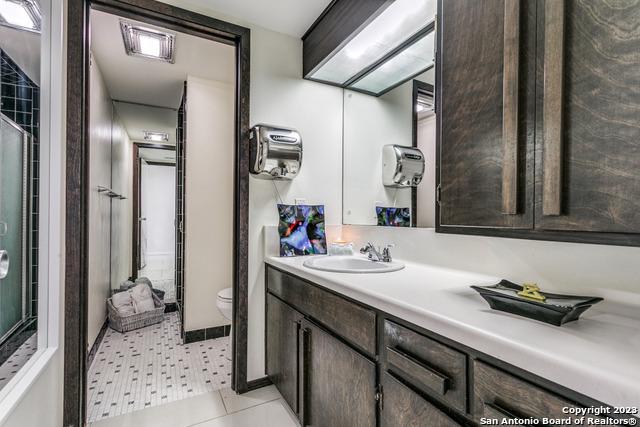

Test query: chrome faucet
[360,242,394,262]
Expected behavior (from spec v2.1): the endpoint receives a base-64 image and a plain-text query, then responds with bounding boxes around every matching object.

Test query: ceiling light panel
[309,0,436,85]
[120,20,176,63]
[0,0,41,33]
[143,131,169,142]
[349,30,435,96]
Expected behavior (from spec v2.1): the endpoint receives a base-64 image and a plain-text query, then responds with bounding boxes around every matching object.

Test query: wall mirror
[342,22,437,228]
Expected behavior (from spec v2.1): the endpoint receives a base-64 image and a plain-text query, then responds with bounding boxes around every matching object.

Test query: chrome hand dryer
[249,124,302,180]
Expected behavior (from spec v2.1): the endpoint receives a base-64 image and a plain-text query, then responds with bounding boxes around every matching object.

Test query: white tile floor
[0,333,37,390]
[89,385,300,427]
[87,313,231,422]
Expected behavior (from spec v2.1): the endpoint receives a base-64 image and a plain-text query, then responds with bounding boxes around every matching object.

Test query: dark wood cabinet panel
[381,372,462,427]
[383,320,467,412]
[534,0,640,233]
[267,266,377,356]
[439,0,537,228]
[265,294,302,418]
[473,360,595,423]
[302,319,376,427]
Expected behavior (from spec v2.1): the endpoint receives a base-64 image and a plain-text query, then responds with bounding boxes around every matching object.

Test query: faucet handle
[382,244,394,262]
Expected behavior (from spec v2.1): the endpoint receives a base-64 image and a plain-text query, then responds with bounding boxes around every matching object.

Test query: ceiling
[139,147,176,164]
[178,0,333,37]
[90,9,235,109]
[114,101,177,144]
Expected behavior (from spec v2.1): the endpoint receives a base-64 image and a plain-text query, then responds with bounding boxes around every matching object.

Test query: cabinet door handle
[484,402,519,420]
[299,326,311,426]
[386,346,450,395]
[501,0,520,215]
[542,0,565,216]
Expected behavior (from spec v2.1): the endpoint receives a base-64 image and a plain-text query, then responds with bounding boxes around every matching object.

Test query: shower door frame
[64,0,251,425]
[0,113,32,346]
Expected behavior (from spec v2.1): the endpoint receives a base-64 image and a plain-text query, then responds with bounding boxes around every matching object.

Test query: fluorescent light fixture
[0,0,41,33]
[143,131,169,142]
[120,20,175,63]
[310,0,436,85]
[349,30,435,96]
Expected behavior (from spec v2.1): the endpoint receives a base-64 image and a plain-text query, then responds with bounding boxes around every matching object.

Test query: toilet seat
[217,287,232,302]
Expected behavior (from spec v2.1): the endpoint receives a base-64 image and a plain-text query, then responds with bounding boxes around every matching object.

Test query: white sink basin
[303,256,405,274]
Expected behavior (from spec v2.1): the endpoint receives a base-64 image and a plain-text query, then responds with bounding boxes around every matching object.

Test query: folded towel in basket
[112,290,135,316]
[131,283,156,313]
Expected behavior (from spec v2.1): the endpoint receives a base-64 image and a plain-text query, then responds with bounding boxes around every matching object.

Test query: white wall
[184,75,235,332]
[247,27,343,380]
[416,114,436,228]
[110,110,133,289]
[343,69,434,225]
[141,164,175,255]
[87,54,134,346]
[87,55,114,348]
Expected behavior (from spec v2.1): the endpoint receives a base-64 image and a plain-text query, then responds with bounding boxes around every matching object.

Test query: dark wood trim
[86,319,108,369]
[412,80,434,228]
[145,160,175,167]
[134,141,176,151]
[64,1,251,425]
[131,144,140,278]
[301,0,392,78]
[63,0,90,423]
[246,376,273,392]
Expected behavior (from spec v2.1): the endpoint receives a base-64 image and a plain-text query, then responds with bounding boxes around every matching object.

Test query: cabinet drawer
[381,372,462,427]
[267,266,377,356]
[473,361,612,424]
[383,320,467,412]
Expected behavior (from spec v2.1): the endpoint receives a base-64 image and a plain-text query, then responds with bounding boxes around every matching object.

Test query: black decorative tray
[471,280,603,326]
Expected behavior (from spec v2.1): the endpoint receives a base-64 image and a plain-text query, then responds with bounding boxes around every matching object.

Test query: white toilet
[216,287,233,360]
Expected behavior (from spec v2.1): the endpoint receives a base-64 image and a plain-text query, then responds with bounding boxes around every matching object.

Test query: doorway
[64,0,250,425]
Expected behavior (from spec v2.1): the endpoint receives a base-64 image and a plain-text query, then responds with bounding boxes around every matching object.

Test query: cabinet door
[301,319,376,427]
[266,294,302,417]
[439,0,537,228]
[534,0,640,234]
[380,372,462,427]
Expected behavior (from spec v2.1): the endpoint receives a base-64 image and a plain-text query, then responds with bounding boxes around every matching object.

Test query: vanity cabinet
[380,372,461,427]
[265,266,630,426]
[437,0,640,245]
[265,294,302,415]
[265,270,377,426]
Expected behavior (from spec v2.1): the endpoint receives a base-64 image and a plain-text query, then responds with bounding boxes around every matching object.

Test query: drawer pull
[386,346,450,395]
[542,0,565,216]
[501,0,520,215]
[484,402,518,420]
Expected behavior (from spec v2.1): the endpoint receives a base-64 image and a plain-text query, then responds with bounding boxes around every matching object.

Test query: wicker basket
[107,292,165,333]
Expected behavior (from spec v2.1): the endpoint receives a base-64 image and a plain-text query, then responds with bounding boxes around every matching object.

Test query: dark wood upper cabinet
[533,0,640,234]
[439,0,537,229]
[438,0,640,246]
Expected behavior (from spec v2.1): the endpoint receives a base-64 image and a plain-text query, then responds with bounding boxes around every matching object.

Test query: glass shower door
[0,114,28,341]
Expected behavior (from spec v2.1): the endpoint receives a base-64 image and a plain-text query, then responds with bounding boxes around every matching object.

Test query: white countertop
[266,255,640,408]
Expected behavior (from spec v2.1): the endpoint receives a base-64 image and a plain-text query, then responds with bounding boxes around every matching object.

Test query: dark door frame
[132,142,176,278]
[64,1,251,425]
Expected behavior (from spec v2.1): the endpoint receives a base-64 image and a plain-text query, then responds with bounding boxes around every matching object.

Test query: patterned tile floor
[0,333,37,390]
[87,313,231,422]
